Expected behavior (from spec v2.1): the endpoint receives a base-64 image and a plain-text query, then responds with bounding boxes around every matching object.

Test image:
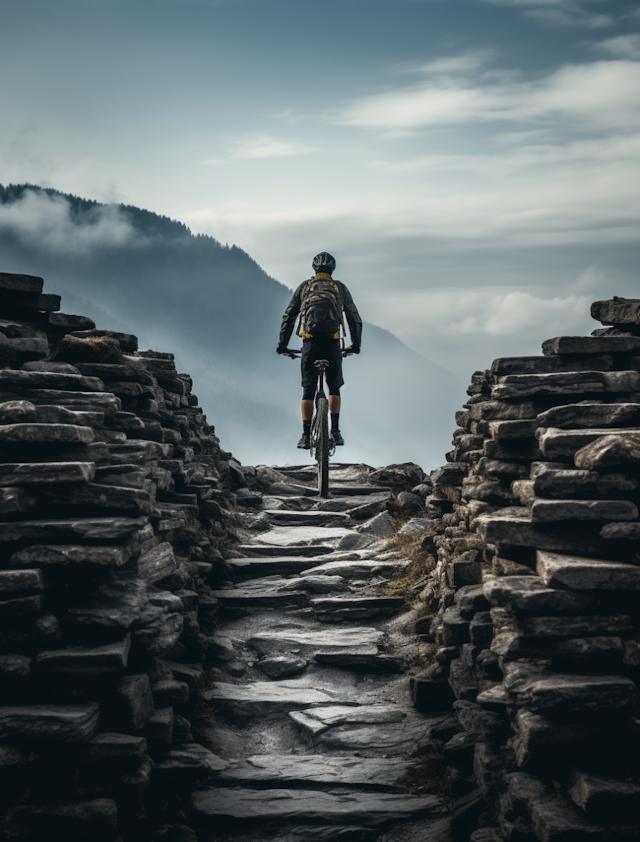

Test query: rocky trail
[194,464,446,842]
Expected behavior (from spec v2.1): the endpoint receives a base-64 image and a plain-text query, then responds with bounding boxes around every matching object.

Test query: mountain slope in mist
[0,184,463,468]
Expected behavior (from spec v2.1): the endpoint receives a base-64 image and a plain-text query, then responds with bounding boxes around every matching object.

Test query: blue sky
[1,0,639,377]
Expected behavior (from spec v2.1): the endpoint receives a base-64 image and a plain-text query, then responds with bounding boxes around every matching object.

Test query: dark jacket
[278,276,363,350]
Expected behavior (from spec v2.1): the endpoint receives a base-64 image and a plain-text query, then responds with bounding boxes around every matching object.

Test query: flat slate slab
[542,335,640,355]
[538,427,640,460]
[237,545,335,558]
[247,627,383,657]
[317,721,434,755]
[8,544,131,567]
[249,526,353,547]
[265,511,351,527]
[533,468,638,500]
[311,596,406,621]
[36,637,131,673]
[304,559,409,578]
[0,423,94,444]
[476,509,605,553]
[0,370,104,392]
[491,371,640,399]
[202,681,340,712]
[226,557,326,576]
[531,498,638,522]
[0,703,100,741]
[0,516,147,544]
[211,587,308,608]
[483,576,599,613]
[0,462,96,486]
[591,297,640,325]
[0,389,121,412]
[290,705,408,737]
[192,788,441,826]
[218,754,412,791]
[536,550,640,590]
[537,402,640,430]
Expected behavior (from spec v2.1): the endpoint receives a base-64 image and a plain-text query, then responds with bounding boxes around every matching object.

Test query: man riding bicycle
[277,252,363,449]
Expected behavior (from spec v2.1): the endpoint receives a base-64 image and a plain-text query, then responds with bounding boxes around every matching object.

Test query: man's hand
[278,345,300,358]
[342,346,360,357]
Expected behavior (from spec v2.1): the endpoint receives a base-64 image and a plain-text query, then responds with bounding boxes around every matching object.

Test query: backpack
[297,278,342,339]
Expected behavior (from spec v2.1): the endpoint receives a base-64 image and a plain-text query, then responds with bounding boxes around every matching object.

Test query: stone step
[265,510,351,527]
[247,627,383,658]
[330,487,391,496]
[304,558,409,579]
[311,596,406,622]
[236,545,336,558]
[290,705,408,738]
[226,556,332,577]
[217,753,412,792]
[191,787,442,827]
[211,586,308,608]
[202,681,346,715]
[314,653,403,673]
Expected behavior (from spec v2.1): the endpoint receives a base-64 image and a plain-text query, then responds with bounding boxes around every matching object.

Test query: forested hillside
[0,183,463,467]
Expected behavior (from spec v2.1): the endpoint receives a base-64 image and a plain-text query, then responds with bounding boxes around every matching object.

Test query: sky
[1,0,640,382]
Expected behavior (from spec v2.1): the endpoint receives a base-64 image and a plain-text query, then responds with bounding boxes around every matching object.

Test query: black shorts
[301,338,344,400]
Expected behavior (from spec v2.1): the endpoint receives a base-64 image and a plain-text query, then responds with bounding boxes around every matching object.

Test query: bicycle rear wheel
[314,393,330,498]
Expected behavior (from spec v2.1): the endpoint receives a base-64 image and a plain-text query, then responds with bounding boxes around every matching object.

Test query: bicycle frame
[311,359,334,497]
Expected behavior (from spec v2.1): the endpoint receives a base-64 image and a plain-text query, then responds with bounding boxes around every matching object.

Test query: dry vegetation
[51,333,122,362]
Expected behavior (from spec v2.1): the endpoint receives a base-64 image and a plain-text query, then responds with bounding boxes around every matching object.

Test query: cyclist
[277,252,362,449]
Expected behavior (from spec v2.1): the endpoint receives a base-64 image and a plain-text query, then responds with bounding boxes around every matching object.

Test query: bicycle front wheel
[315,393,330,498]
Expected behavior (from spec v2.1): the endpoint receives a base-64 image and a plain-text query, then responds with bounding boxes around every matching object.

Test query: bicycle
[283,350,334,497]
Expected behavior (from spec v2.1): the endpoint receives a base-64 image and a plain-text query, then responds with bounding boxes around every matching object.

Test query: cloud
[335,59,640,130]
[205,134,318,163]
[0,190,135,254]
[596,34,640,59]
[482,0,614,29]
[369,131,640,174]
[411,51,496,75]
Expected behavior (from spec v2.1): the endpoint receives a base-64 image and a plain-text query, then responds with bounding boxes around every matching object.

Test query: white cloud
[335,59,640,130]
[413,51,496,75]
[0,190,134,254]
[483,0,614,28]
[369,132,640,174]
[596,34,640,59]
[206,134,318,163]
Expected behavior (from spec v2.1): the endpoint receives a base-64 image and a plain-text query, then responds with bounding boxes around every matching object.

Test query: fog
[0,186,464,470]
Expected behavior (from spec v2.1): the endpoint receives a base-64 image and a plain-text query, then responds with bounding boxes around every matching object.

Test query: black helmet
[312,252,336,274]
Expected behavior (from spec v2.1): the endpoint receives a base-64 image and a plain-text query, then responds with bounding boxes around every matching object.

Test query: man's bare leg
[301,400,313,422]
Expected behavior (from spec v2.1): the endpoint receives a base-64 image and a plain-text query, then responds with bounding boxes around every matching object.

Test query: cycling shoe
[332,430,345,446]
[297,433,311,449]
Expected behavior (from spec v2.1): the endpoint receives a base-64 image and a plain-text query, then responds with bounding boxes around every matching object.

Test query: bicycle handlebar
[282,349,301,359]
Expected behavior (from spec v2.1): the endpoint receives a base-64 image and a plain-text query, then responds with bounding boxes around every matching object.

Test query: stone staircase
[193,465,448,842]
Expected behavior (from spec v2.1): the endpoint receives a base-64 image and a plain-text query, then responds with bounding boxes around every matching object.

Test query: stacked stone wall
[0,272,260,842]
[412,297,640,840]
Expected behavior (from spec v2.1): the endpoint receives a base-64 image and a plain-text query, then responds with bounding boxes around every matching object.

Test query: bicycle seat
[314,359,330,369]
